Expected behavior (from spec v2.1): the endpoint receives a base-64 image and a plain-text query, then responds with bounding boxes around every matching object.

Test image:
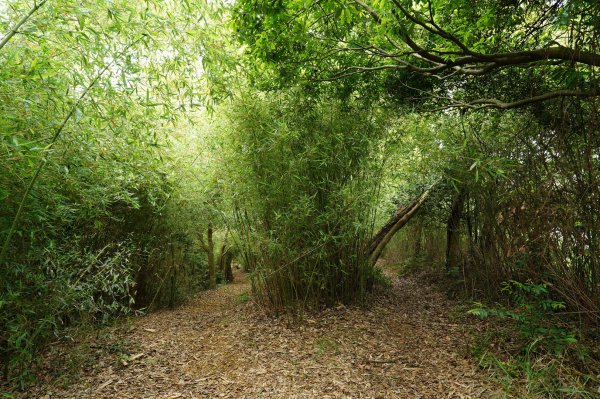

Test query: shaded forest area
[1,0,599,397]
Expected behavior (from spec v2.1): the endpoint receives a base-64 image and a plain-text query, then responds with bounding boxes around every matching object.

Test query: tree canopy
[233,0,599,108]
[1,0,599,395]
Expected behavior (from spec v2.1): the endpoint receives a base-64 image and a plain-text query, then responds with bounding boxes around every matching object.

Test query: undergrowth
[0,317,139,398]
[468,281,600,398]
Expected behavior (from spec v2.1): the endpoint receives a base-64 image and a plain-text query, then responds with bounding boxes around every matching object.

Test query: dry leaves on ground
[19,266,501,399]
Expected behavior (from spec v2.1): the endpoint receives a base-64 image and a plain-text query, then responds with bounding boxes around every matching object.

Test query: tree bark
[218,240,234,283]
[221,249,234,283]
[367,189,431,266]
[413,217,423,258]
[445,189,466,272]
[207,223,216,289]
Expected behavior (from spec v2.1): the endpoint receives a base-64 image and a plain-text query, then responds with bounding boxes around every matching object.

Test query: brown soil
[19,266,500,399]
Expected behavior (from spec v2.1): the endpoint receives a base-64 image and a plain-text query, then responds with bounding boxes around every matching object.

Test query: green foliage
[238,291,250,304]
[315,336,340,355]
[469,281,576,356]
[217,89,386,312]
[0,0,221,386]
[471,332,597,398]
[232,0,598,105]
[371,267,392,288]
[0,0,598,393]
[468,281,599,397]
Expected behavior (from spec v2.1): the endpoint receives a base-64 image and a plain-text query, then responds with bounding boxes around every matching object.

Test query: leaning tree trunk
[367,189,431,266]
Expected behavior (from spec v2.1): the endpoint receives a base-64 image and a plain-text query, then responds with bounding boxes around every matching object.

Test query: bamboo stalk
[0,0,48,52]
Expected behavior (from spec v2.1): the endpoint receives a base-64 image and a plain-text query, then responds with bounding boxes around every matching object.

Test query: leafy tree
[232,0,599,109]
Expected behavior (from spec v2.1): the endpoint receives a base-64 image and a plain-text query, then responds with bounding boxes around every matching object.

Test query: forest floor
[19,263,501,399]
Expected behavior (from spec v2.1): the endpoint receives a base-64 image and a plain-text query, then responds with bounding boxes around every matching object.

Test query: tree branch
[198,234,209,253]
[344,0,600,109]
[465,90,599,110]
[0,0,48,52]
[352,0,381,23]
[351,0,600,68]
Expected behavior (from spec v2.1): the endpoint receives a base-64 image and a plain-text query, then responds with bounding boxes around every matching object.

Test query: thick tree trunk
[367,189,431,266]
[169,243,177,307]
[413,217,423,258]
[207,224,216,289]
[218,241,234,283]
[445,189,466,272]
[222,250,234,283]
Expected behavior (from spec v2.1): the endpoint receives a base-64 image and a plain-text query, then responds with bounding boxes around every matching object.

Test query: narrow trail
[28,266,500,399]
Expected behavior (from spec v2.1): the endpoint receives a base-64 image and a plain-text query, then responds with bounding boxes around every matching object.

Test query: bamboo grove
[1,0,599,394]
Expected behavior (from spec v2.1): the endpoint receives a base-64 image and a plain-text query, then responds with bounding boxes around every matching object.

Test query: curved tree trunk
[367,189,431,266]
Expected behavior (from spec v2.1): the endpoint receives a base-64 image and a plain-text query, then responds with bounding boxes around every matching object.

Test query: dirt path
[26,267,500,399]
